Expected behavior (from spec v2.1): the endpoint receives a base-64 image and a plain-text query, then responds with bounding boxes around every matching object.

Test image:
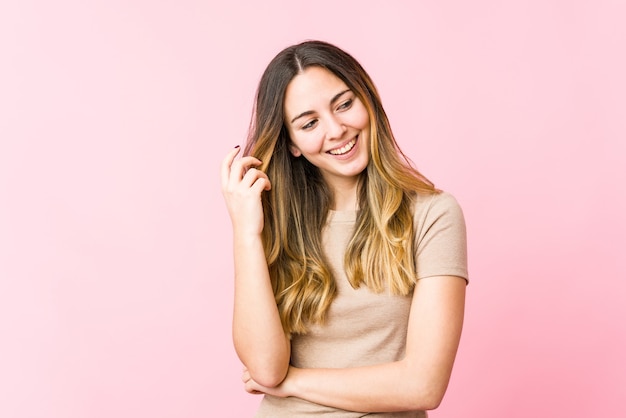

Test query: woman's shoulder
[413,190,464,221]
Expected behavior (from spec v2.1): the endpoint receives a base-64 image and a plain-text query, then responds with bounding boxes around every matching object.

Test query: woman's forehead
[283,67,349,114]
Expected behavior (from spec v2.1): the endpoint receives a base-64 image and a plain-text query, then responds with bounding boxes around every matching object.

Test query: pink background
[1,1,624,417]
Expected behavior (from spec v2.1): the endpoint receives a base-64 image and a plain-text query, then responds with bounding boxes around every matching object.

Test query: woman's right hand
[221,146,272,237]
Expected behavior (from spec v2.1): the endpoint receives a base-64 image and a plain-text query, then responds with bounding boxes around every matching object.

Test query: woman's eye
[337,99,353,111]
[302,119,318,130]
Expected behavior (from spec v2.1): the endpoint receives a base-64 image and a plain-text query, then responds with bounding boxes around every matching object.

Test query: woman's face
[283,66,370,190]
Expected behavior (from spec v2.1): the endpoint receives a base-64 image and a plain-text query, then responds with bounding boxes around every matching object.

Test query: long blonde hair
[244,40,437,335]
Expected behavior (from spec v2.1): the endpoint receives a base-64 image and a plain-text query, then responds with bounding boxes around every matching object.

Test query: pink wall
[1,1,624,417]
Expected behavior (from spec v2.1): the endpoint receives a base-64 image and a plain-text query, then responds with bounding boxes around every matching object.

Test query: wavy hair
[244,40,437,335]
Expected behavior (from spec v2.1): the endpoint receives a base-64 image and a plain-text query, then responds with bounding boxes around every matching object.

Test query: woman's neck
[331,184,358,211]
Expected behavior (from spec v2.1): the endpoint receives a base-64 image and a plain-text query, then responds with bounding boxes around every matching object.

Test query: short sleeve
[413,191,469,282]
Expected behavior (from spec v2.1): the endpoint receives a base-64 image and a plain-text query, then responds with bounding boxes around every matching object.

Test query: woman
[221,40,468,417]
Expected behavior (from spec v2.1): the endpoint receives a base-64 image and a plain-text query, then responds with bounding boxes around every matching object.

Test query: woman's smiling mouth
[328,137,357,155]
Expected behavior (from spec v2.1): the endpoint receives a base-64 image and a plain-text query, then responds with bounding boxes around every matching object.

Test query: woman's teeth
[329,138,356,155]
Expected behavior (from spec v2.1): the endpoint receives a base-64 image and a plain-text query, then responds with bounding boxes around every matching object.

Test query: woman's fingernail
[234,145,240,148]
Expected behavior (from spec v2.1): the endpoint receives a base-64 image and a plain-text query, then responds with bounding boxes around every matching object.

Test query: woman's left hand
[242,366,296,397]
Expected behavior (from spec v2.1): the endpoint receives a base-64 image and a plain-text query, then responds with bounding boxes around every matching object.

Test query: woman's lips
[328,137,357,155]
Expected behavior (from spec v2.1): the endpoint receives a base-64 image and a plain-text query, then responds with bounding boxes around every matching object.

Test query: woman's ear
[289,143,302,157]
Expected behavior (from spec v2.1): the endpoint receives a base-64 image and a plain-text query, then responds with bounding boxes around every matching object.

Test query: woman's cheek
[297,133,325,154]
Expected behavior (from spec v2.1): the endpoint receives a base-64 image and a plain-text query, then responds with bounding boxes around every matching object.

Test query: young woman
[221,40,468,417]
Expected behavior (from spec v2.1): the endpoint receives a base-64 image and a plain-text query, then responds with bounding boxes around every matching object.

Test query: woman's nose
[325,115,347,140]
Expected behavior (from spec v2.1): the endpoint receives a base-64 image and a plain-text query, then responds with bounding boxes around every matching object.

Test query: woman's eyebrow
[290,89,352,124]
[330,89,351,105]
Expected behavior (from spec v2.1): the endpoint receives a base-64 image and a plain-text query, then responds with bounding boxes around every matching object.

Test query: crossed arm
[242,275,466,412]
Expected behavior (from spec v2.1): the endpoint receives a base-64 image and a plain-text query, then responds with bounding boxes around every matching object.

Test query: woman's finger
[241,369,251,383]
[241,167,271,191]
[229,156,263,186]
[244,379,265,395]
[220,146,242,190]
[251,175,272,193]
[241,369,265,395]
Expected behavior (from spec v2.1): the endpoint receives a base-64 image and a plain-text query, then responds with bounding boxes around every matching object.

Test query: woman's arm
[221,147,290,388]
[243,275,466,411]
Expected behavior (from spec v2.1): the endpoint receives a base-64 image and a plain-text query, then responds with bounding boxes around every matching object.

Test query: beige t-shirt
[255,191,468,417]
